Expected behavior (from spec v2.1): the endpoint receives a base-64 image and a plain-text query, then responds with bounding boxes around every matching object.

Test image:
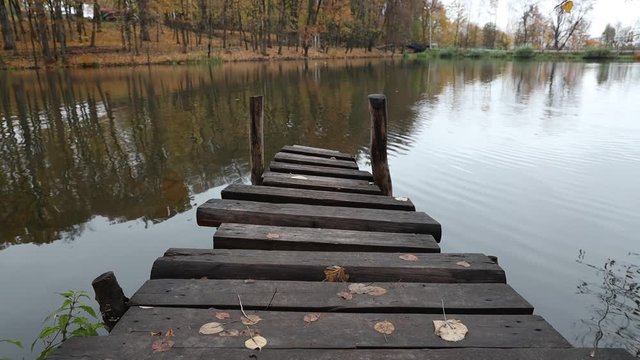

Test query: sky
[441,0,640,37]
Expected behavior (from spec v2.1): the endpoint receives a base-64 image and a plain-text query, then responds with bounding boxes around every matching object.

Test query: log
[196,199,442,240]
[213,223,437,252]
[274,152,359,169]
[150,249,503,283]
[111,308,570,349]
[368,94,393,196]
[91,271,129,332]
[281,145,355,161]
[269,161,374,181]
[249,95,264,185]
[221,184,413,210]
[262,172,382,195]
[130,279,532,314]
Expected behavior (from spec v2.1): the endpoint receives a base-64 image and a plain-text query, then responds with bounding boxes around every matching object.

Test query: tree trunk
[90,1,99,47]
[139,0,151,41]
[34,1,53,63]
[0,0,15,50]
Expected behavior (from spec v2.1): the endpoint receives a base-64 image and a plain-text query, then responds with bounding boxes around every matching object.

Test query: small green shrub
[514,46,535,59]
[438,48,457,58]
[582,47,613,60]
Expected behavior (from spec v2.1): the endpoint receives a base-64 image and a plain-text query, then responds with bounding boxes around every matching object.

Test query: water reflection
[576,251,640,357]
[0,60,638,249]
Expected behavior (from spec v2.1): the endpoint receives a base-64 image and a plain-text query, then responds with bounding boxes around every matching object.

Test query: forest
[0,0,638,68]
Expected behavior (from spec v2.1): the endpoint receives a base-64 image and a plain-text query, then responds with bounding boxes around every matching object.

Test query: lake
[0,59,639,359]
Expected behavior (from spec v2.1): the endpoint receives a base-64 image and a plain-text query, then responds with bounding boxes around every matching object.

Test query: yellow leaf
[562,1,573,13]
[215,312,231,320]
[374,320,395,335]
[399,254,418,261]
[324,265,349,282]
[165,328,174,337]
[433,319,468,342]
[245,335,267,350]
[303,313,321,323]
[199,322,224,335]
[241,315,263,325]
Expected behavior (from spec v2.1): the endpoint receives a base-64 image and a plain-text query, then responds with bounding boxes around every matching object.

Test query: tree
[549,0,593,50]
[0,0,15,50]
[482,22,496,48]
[601,23,615,47]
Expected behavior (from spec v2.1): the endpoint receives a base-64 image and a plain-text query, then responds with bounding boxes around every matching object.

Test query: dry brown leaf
[433,319,468,342]
[348,283,387,296]
[324,265,349,282]
[215,312,231,320]
[199,322,224,335]
[151,339,174,353]
[244,335,268,350]
[456,261,471,268]
[266,233,280,239]
[303,313,321,323]
[241,315,263,325]
[165,328,174,337]
[150,331,162,336]
[348,283,369,294]
[374,320,395,335]
[399,254,418,261]
[218,329,241,337]
[337,291,353,300]
[366,286,387,296]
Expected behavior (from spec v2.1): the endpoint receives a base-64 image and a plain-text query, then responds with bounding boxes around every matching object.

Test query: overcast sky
[441,0,640,37]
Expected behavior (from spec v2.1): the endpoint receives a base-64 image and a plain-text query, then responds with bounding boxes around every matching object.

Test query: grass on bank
[408,46,639,62]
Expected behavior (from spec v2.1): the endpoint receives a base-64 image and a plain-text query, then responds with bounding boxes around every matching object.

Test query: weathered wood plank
[197,200,442,240]
[150,249,503,283]
[129,279,531,314]
[213,223,437,252]
[281,145,356,161]
[221,185,414,211]
[274,152,359,169]
[110,308,570,349]
[262,172,382,195]
[269,161,373,181]
[368,94,393,196]
[50,339,635,360]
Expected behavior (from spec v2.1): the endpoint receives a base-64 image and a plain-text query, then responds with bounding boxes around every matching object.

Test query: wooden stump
[249,95,264,185]
[368,94,393,196]
[91,271,129,332]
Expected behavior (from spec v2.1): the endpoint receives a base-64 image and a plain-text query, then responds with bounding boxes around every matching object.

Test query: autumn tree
[549,0,593,50]
[0,0,15,50]
[482,22,496,48]
[601,24,615,47]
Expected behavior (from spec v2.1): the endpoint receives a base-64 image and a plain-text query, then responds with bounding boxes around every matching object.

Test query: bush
[583,47,613,60]
[466,49,488,58]
[438,48,457,58]
[513,46,535,59]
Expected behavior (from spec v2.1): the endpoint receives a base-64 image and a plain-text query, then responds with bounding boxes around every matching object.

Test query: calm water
[1,59,639,358]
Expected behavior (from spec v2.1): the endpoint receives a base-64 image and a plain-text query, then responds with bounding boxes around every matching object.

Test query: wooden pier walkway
[50,97,633,359]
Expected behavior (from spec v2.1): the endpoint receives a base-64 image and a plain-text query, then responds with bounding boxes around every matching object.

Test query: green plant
[30,290,103,360]
[1,339,23,360]
[514,46,535,59]
[582,47,613,60]
[438,47,457,58]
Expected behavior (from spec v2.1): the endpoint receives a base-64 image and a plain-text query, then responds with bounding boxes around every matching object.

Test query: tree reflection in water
[576,250,640,357]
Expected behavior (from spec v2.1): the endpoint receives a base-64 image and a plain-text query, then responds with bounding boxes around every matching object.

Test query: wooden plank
[129,279,532,314]
[150,249,504,283]
[274,152,359,170]
[213,223,438,252]
[263,172,382,195]
[281,145,356,161]
[269,161,373,181]
[110,308,570,349]
[221,184,414,211]
[197,200,442,240]
[50,339,636,360]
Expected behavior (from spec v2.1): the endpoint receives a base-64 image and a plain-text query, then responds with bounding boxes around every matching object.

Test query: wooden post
[250,95,264,185]
[92,271,129,332]
[368,94,393,196]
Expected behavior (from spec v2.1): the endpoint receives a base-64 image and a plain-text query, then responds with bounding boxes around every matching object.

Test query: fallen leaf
[394,197,409,202]
[456,261,471,268]
[348,283,387,296]
[150,331,162,336]
[433,319,468,342]
[399,254,418,261]
[215,312,231,320]
[199,322,224,335]
[366,286,387,296]
[266,233,280,239]
[165,328,174,337]
[244,279,256,284]
[151,339,174,353]
[348,283,369,294]
[291,175,308,180]
[219,329,241,337]
[139,306,154,309]
[200,276,208,280]
[337,291,353,300]
[241,315,263,325]
[374,320,395,335]
[303,313,321,323]
[244,335,268,350]
[324,265,349,282]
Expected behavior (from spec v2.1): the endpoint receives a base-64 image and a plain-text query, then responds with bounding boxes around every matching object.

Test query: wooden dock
[50,97,634,359]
